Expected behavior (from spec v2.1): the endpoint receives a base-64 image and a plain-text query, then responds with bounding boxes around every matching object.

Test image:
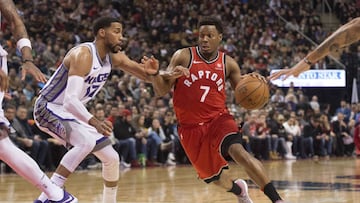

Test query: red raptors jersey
[173,46,227,126]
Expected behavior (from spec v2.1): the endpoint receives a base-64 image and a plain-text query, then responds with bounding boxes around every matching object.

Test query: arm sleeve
[63,75,93,123]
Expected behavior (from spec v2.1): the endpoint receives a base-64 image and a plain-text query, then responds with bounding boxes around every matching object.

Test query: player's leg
[93,144,120,203]
[177,121,253,202]
[0,129,76,202]
[203,113,283,202]
[35,121,96,202]
[223,134,284,203]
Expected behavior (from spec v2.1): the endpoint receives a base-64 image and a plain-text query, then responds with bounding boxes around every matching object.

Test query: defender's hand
[162,66,190,80]
[21,62,47,83]
[142,56,159,76]
[268,60,311,81]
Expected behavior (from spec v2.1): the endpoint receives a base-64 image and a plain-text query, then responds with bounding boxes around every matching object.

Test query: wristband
[146,69,160,76]
[303,58,312,65]
[149,69,160,76]
[16,38,32,51]
[22,59,34,63]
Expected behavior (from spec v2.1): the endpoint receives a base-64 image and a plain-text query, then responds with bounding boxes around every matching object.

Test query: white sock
[51,173,67,187]
[38,174,63,201]
[103,185,118,203]
[37,173,67,201]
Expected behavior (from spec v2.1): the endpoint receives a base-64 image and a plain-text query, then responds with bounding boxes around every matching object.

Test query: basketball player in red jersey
[148,16,287,203]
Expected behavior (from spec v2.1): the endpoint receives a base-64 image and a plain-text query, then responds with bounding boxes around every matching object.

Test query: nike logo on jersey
[93,66,100,70]
[193,60,203,64]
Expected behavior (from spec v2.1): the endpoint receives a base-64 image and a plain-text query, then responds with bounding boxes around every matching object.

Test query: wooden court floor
[1,158,360,203]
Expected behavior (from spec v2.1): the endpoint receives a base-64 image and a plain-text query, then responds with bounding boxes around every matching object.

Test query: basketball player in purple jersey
[33,16,188,203]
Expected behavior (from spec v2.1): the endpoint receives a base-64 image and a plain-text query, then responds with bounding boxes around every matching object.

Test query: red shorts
[178,112,238,182]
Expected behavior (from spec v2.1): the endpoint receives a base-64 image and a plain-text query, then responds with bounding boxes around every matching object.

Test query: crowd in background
[0,0,360,172]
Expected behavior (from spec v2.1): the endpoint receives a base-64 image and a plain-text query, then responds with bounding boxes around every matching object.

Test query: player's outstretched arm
[111,52,154,81]
[146,50,190,97]
[0,0,47,83]
[269,17,360,81]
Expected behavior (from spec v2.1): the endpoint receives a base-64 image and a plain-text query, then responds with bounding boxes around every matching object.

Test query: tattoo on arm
[0,0,29,40]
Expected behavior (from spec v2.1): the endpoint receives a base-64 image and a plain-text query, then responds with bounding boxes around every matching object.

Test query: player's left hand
[21,62,47,83]
[142,56,159,76]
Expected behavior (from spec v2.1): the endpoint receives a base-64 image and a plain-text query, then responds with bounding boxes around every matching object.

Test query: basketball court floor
[1,157,359,203]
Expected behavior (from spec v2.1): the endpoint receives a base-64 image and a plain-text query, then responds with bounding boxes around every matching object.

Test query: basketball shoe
[33,190,77,203]
[235,179,253,203]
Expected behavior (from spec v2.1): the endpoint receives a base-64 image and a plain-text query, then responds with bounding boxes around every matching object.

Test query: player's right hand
[268,59,311,81]
[142,56,159,76]
[0,69,8,92]
[97,120,113,136]
[90,117,113,136]
[247,72,267,83]
[21,61,47,83]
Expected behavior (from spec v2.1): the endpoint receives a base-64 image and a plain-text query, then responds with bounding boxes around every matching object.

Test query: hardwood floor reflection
[1,157,360,202]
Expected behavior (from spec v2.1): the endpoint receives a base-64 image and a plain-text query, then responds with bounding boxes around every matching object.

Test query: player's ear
[99,28,106,37]
[218,33,223,41]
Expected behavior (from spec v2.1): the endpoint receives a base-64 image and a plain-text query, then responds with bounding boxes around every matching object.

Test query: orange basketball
[234,74,270,110]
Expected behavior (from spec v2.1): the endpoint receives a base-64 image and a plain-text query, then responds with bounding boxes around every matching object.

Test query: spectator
[133,114,149,167]
[243,111,271,160]
[271,89,285,104]
[283,111,302,158]
[301,114,318,159]
[335,99,351,123]
[309,95,320,112]
[314,113,334,159]
[160,110,180,165]
[146,118,173,166]
[332,112,352,156]
[266,111,283,160]
[113,109,141,168]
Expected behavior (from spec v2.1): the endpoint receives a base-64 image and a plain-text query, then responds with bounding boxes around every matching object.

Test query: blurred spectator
[283,111,301,157]
[113,109,141,168]
[146,118,173,166]
[331,112,352,156]
[301,114,318,159]
[314,113,334,159]
[271,89,285,104]
[243,111,271,160]
[335,99,351,123]
[309,95,320,112]
[161,110,180,165]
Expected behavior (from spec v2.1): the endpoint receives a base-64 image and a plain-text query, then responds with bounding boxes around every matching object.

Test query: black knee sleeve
[221,133,243,157]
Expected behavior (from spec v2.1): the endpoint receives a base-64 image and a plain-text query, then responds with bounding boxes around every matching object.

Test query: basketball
[234,73,270,110]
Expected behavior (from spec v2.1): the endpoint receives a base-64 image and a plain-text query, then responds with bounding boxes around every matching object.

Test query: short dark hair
[93,17,121,36]
[198,16,223,34]
[4,104,16,111]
